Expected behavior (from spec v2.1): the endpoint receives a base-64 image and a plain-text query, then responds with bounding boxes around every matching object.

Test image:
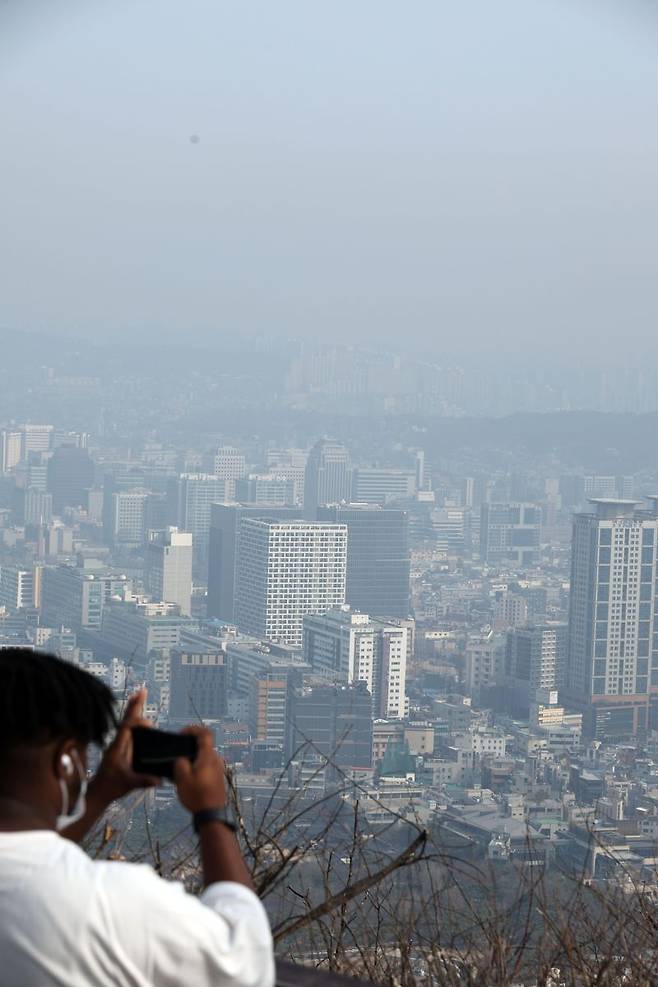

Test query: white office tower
[145,527,193,617]
[0,429,22,473]
[303,606,407,719]
[210,446,247,499]
[234,519,347,647]
[303,439,351,519]
[566,498,658,739]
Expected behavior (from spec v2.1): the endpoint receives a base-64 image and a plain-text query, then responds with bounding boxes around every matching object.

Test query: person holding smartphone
[0,648,275,987]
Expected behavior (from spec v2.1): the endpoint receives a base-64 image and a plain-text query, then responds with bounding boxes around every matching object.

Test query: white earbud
[60,753,74,776]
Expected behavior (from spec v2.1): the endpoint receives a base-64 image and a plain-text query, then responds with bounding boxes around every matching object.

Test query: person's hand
[91,688,161,806]
[173,726,227,814]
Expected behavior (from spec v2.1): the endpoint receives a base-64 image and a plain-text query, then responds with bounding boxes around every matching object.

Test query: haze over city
[2,0,658,363]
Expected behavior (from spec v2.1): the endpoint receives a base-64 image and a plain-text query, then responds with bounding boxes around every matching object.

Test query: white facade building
[145,527,193,616]
[234,519,347,648]
[211,446,247,499]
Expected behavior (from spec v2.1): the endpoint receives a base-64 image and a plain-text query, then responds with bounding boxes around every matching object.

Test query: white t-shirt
[0,830,275,987]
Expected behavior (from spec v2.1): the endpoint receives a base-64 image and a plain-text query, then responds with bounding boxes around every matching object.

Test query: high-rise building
[210,446,247,499]
[145,527,193,616]
[350,467,416,505]
[430,505,472,554]
[168,474,228,564]
[169,649,228,724]
[303,439,351,519]
[250,669,295,753]
[505,623,567,716]
[464,630,502,701]
[20,425,53,457]
[0,565,40,611]
[206,503,302,621]
[226,638,306,697]
[47,445,95,513]
[302,606,407,719]
[317,505,410,618]
[235,474,296,506]
[566,498,658,739]
[99,598,185,661]
[235,519,347,648]
[0,429,22,473]
[480,503,542,567]
[41,565,131,630]
[265,449,307,504]
[19,489,53,527]
[108,490,149,545]
[291,682,373,770]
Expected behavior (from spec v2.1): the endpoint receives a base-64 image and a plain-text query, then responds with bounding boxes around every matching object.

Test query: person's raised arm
[61,688,160,844]
[174,726,253,891]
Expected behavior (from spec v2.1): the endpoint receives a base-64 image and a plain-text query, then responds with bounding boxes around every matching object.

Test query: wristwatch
[192,806,238,834]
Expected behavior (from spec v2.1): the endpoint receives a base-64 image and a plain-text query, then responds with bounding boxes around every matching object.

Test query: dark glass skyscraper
[317,505,410,618]
[47,444,94,513]
[303,439,351,520]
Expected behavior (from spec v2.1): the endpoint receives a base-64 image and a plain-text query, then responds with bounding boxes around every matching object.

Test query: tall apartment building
[566,498,658,739]
[317,505,410,618]
[206,503,302,621]
[234,519,347,648]
[302,606,407,719]
[480,503,542,567]
[303,439,351,520]
[145,527,193,617]
[505,623,568,716]
[465,630,502,701]
[350,467,416,505]
[168,474,227,564]
[210,446,247,499]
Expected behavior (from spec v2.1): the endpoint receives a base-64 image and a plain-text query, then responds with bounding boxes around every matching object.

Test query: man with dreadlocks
[0,648,274,987]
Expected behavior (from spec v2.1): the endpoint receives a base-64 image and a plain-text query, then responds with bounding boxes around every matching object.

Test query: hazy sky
[1,0,658,361]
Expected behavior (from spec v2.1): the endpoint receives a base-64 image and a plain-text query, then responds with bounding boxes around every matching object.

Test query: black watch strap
[192,807,237,834]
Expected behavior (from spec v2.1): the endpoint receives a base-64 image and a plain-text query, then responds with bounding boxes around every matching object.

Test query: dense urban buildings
[4,342,658,948]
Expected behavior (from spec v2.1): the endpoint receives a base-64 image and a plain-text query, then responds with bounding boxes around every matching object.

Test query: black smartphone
[132,726,198,780]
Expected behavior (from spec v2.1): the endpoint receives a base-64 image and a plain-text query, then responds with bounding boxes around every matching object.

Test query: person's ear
[53,739,78,781]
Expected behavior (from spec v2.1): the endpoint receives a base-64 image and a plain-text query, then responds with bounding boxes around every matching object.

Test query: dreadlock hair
[0,648,117,754]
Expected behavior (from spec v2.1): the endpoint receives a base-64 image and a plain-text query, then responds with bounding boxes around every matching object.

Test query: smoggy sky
[1,0,657,363]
